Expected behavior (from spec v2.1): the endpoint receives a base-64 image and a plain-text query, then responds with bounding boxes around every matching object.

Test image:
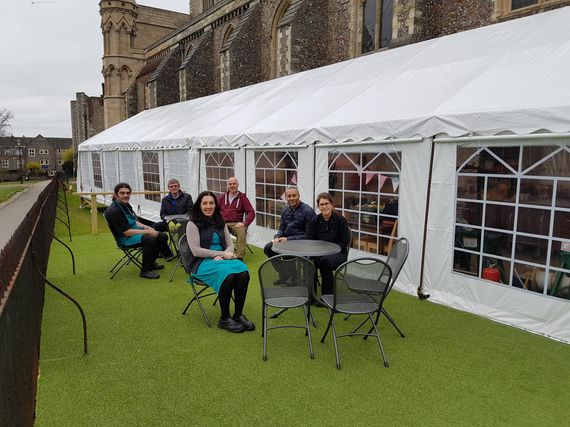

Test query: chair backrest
[103,209,124,248]
[385,237,409,291]
[167,217,189,254]
[333,257,392,308]
[178,233,192,274]
[258,255,316,302]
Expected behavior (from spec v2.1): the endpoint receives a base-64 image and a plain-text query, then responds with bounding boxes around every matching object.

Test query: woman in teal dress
[186,191,254,333]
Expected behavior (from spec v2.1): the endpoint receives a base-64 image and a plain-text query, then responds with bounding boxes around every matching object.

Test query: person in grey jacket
[153,178,193,232]
[263,187,316,283]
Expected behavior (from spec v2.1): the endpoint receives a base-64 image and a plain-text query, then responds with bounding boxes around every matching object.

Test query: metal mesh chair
[167,216,190,282]
[258,255,316,361]
[320,257,392,369]
[350,238,410,338]
[103,211,143,279]
[179,233,217,327]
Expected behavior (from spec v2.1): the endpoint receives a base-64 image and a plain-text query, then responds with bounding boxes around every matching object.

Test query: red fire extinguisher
[482,265,501,282]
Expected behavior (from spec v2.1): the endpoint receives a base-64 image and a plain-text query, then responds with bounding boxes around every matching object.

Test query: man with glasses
[153,178,194,232]
[105,182,173,279]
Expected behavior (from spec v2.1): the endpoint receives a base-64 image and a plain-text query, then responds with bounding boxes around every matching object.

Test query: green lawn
[0,183,29,202]
[36,194,570,426]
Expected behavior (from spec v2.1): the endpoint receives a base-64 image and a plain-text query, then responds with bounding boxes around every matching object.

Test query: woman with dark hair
[307,192,351,295]
[185,191,254,333]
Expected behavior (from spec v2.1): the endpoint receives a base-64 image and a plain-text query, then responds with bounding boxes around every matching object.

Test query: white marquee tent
[79,7,570,342]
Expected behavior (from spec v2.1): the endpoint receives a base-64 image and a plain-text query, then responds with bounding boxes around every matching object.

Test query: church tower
[100,0,140,129]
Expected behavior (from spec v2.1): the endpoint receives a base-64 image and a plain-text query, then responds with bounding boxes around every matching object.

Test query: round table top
[165,214,190,222]
[272,239,341,257]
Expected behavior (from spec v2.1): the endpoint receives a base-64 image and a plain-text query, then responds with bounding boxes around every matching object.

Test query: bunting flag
[379,174,388,189]
[364,172,375,185]
[280,191,287,201]
[391,176,400,191]
[290,173,297,185]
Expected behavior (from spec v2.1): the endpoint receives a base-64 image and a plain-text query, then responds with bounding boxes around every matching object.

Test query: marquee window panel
[454,144,570,300]
[329,149,401,255]
[254,150,298,230]
[91,152,103,189]
[204,151,235,194]
[141,151,161,202]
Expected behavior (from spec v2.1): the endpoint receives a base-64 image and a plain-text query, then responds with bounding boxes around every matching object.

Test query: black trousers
[263,241,293,280]
[140,232,172,272]
[218,271,250,319]
[315,252,347,295]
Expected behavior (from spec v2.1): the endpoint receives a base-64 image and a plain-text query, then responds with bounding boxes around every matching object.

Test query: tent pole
[418,138,435,301]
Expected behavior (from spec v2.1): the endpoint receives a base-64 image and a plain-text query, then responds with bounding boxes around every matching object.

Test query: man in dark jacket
[218,177,255,260]
[105,182,173,279]
[153,178,193,231]
[263,187,316,283]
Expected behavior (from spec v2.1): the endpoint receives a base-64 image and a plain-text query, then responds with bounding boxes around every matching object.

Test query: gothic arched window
[220,24,234,92]
[359,0,393,54]
[270,0,292,79]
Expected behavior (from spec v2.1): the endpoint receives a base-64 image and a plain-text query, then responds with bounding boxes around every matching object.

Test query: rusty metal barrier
[0,177,59,426]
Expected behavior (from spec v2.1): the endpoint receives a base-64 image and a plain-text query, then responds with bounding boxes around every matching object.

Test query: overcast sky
[0,0,189,138]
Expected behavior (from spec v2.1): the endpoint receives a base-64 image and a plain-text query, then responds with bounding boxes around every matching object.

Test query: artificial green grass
[37,197,570,426]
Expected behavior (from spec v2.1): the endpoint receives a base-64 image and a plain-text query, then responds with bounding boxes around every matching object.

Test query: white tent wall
[314,139,431,296]
[425,138,570,343]
[243,145,315,247]
[102,151,118,205]
[138,150,163,222]
[77,152,91,193]
[164,148,198,202]
[117,151,143,214]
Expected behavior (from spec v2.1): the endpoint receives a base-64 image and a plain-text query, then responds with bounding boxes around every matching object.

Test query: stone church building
[72,0,569,142]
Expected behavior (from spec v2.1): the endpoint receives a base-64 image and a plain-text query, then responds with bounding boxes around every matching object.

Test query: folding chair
[103,211,143,279]
[167,216,190,282]
[320,257,392,369]
[258,255,316,361]
[348,237,410,338]
[179,233,217,327]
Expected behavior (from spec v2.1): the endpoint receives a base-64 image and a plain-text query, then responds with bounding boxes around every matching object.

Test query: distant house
[0,135,72,180]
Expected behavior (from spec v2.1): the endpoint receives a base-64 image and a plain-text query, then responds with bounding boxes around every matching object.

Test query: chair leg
[320,310,334,343]
[365,307,405,338]
[169,259,181,282]
[368,313,389,367]
[330,315,341,370]
[304,305,314,359]
[195,288,211,328]
[182,283,212,327]
[351,317,368,335]
[381,307,405,338]
[263,304,268,361]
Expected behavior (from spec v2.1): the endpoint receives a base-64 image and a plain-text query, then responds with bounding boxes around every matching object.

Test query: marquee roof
[80,6,570,151]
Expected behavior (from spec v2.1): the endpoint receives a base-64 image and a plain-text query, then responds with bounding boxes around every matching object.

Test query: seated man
[153,178,193,232]
[218,177,255,260]
[106,182,173,279]
[263,187,316,283]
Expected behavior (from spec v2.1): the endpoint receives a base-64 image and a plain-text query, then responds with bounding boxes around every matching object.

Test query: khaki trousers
[226,222,247,259]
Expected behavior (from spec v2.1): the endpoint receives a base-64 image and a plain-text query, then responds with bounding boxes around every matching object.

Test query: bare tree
[0,109,15,136]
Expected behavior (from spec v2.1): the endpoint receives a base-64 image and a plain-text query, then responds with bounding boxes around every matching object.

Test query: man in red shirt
[218,177,255,260]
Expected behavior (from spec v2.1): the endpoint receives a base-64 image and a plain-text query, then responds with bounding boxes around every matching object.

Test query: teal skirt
[188,233,248,292]
[192,258,248,293]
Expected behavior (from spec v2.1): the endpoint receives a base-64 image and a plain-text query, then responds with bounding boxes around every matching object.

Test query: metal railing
[0,177,59,426]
